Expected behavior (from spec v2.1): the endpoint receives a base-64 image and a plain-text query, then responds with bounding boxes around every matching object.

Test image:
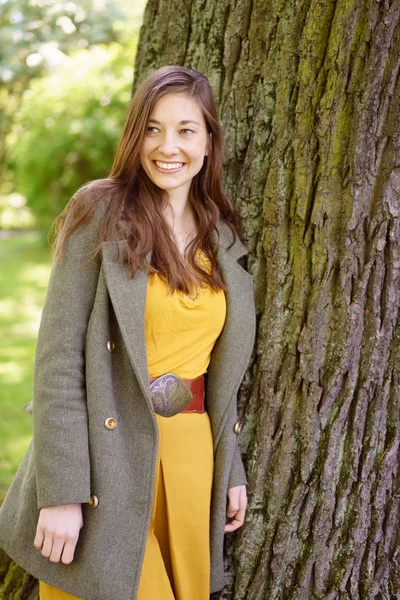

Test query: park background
[0,0,146,498]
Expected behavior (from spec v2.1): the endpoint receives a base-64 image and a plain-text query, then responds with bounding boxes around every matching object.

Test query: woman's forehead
[149,93,206,125]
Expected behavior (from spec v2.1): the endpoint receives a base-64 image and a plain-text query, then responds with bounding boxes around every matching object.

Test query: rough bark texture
[0,550,38,600]
[135,1,400,599]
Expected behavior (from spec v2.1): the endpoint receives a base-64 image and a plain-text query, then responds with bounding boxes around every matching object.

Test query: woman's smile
[140,92,211,201]
[152,160,187,173]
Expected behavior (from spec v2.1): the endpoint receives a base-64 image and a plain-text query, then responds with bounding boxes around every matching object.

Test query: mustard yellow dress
[39,249,226,600]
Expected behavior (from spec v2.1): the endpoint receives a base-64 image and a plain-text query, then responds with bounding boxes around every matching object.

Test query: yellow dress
[145,248,226,378]
[40,249,226,600]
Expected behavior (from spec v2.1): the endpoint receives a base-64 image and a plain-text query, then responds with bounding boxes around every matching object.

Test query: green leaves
[12,41,135,230]
[2,0,146,234]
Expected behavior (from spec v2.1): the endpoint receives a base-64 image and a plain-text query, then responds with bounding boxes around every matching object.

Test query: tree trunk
[0,549,38,600]
[135,1,400,599]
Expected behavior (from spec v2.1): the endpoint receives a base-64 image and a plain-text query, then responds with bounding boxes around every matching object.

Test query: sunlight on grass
[0,299,14,315]
[0,361,26,384]
[22,263,51,283]
[0,230,51,497]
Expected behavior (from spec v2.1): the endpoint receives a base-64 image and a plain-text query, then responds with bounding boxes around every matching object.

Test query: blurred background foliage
[0,0,146,498]
[1,0,146,233]
[11,41,134,231]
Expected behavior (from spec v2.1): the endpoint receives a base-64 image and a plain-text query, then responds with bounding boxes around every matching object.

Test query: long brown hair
[50,65,242,294]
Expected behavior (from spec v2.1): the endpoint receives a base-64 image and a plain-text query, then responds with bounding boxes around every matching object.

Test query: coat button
[89,495,99,509]
[104,417,117,430]
[107,341,115,352]
[233,421,243,434]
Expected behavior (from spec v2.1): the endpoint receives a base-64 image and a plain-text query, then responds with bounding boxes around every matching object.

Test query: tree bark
[0,549,38,600]
[135,1,400,599]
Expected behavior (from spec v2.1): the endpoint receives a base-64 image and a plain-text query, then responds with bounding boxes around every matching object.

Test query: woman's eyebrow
[148,118,201,126]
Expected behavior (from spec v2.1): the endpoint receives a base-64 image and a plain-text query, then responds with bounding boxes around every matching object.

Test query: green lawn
[0,231,51,498]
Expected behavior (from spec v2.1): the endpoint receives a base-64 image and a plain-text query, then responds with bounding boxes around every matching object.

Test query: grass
[0,231,51,498]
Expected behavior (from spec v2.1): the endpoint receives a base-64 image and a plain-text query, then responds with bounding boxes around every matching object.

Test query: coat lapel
[101,240,153,411]
[205,225,256,442]
[101,223,256,435]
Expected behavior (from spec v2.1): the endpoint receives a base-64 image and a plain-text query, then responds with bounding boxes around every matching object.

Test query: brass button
[104,417,117,430]
[107,341,115,353]
[233,421,243,434]
[89,495,99,509]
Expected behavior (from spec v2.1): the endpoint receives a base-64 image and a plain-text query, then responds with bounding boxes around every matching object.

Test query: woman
[0,65,256,600]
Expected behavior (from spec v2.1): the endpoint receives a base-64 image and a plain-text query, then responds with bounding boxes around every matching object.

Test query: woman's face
[140,92,211,200]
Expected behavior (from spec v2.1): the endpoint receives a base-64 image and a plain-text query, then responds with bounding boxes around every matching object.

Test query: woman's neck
[163,197,197,256]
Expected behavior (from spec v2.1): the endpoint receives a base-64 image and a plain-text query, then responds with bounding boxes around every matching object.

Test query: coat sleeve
[228,438,248,488]
[32,186,107,509]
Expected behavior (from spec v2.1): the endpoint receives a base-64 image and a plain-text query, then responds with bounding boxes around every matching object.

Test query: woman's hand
[34,503,83,564]
[224,484,247,532]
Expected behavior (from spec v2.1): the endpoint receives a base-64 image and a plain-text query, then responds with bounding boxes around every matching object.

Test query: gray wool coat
[0,184,256,600]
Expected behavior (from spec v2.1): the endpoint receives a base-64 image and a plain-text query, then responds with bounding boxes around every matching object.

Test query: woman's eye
[146,126,195,135]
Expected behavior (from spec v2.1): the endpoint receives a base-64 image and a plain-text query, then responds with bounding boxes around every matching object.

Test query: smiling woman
[0,65,256,600]
[139,93,212,254]
[141,95,210,182]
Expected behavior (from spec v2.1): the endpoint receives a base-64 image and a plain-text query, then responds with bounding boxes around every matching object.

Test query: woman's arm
[228,438,248,489]
[225,438,248,532]
[32,185,107,509]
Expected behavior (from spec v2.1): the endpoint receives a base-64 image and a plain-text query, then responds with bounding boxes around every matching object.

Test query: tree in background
[0,2,145,595]
[1,0,145,233]
[10,42,134,232]
[0,0,124,191]
[133,1,400,599]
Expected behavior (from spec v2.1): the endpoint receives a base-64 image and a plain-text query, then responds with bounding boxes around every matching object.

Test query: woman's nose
[157,133,179,155]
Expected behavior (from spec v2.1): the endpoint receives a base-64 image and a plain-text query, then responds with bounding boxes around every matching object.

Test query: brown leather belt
[148,373,205,414]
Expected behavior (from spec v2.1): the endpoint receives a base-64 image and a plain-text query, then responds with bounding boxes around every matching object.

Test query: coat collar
[101,220,255,435]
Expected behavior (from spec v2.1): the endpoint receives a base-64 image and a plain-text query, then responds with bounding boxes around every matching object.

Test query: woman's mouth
[153,160,186,173]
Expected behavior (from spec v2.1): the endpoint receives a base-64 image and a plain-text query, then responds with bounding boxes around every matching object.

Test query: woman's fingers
[33,527,44,552]
[35,530,79,564]
[224,513,244,532]
[40,531,54,558]
[61,535,79,564]
[224,485,248,533]
[226,492,239,518]
[49,533,65,563]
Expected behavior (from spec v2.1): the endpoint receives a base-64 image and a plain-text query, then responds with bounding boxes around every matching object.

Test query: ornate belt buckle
[149,373,193,417]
